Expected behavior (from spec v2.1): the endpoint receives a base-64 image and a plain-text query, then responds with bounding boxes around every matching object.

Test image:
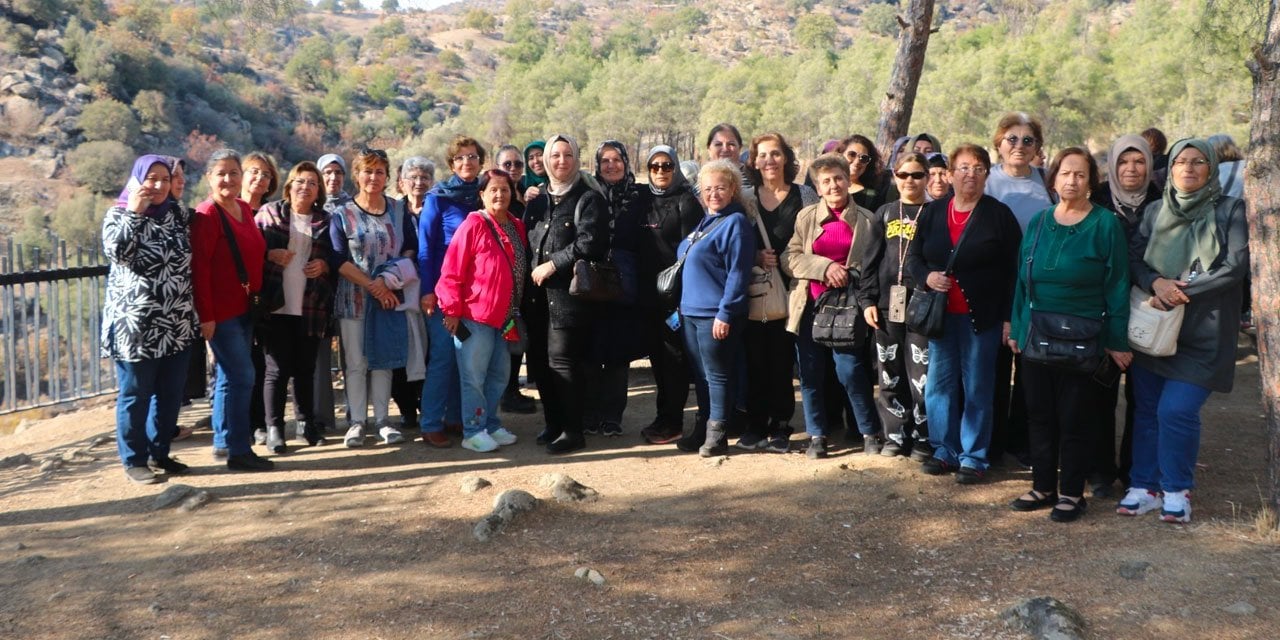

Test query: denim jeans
[455,318,510,439]
[1128,363,1213,493]
[795,305,880,438]
[339,317,393,428]
[420,312,461,433]
[114,349,191,468]
[925,313,1000,471]
[208,314,256,455]
[682,315,742,423]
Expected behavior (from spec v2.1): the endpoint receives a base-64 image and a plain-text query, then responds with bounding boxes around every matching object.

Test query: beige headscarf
[1107,134,1153,211]
[544,134,583,197]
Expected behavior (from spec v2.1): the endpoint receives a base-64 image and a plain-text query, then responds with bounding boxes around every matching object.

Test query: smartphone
[454,322,471,342]
[1092,356,1120,388]
[665,311,682,332]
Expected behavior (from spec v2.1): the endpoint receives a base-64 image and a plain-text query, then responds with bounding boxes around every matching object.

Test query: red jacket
[192,198,266,324]
[435,212,527,329]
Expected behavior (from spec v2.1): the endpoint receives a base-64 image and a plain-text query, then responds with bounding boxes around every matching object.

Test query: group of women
[103,115,1250,527]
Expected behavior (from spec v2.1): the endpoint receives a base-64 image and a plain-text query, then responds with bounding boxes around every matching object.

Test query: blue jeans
[455,318,510,439]
[1128,363,1212,493]
[795,305,880,438]
[421,312,461,433]
[208,314,256,455]
[682,315,742,422]
[114,349,191,468]
[925,313,1000,470]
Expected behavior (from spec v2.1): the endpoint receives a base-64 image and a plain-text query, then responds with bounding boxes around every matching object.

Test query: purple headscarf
[115,154,175,217]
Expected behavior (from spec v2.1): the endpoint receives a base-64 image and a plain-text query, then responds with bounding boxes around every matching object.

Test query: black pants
[261,315,320,429]
[872,320,929,445]
[1093,372,1136,486]
[312,336,337,432]
[250,336,266,431]
[390,367,421,426]
[183,338,208,400]
[584,363,629,427]
[527,300,590,437]
[1022,360,1096,497]
[649,310,690,429]
[990,346,1029,461]
[743,318,795,436]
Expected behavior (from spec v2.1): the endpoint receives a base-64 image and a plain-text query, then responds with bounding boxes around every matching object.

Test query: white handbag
[748,213,789,322]
[1127,286,1184,357]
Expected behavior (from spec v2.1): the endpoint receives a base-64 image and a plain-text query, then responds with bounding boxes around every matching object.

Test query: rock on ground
[179,491,214,512]
[473,489,539,542]
[1118,560,1151,580]
[1000,596,1086,640]
[460,475,492,494]
[154,485,197,510]
[538,473,599,503]
[0,453,32,468]
[1223,601,1257,616]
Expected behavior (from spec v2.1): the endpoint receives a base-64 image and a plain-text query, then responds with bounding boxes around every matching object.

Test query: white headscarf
[544,134,582,197]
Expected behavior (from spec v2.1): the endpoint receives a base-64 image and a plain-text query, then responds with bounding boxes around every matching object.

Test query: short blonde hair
[698,159,742,204]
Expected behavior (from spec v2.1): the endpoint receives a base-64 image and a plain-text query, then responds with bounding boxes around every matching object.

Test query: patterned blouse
[100,204,200,362]
[329,195,417,320]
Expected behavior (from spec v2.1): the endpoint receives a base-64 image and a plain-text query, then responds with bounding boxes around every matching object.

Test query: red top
[946,201,971,314]
[809,207,853,300]
[192,198,266,324]
[435,212,528,329]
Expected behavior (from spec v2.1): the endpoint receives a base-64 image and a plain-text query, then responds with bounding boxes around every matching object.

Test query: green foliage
[861,3,900,38]
[439,50,465,71]
[321,75,359,125]
[130,89,172,136]
[16,207,50,252]
[343,0,362,12]
[366,66,399,104]
[8,0,66,25]
[463,8,498,33]
[365,16,406,53]
[602,14,655,57]
[63,20,122,92]
[67,140,134,193]
[0,21,38,55]
[793,13,839,50]
[79,99,141,146]
[502,0,551,64]
[381,0,399,13]
[285,36,338,90]
[316,0,342,13]
[51,192,107,250]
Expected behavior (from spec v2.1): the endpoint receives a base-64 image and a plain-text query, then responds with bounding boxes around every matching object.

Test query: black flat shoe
[1049,496,1087,523]
[151,457,190,475]
[227,451,275,472]
[546,433,585,454]
[536,428,561,446]
[1009,490,1057,512]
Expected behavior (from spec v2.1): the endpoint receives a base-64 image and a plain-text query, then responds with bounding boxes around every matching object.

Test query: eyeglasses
[894,171,927,180]
[845,152,872,164]
[291,179,319,189]
[703,186,732,195]
[405,175,433,184]
[357,147,388,160]
[453,153,480,163]
[1171,158,1210,169]
[953,166,988,176]
[500,160,525,170]
[1003,135,1037,148]
[649,162,674,173]
[246,167,271,177]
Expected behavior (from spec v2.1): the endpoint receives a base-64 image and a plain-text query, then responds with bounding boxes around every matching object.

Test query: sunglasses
[1003,135,1037,148]
[648,162,674,173]
[895,171,927,180]
[357,147,388,160]
[500,160,525,169]
[845,152,872,164]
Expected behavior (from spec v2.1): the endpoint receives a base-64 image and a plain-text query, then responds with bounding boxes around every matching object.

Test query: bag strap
[1025,210,1048,308]
[478,212,519,323]
[214,203,252,296]
[673,213,728,272]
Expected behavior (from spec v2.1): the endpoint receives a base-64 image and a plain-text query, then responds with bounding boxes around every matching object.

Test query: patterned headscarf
[594,140,636,214]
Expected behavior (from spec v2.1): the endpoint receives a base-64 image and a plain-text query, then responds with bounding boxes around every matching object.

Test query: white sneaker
[1116,488,1162,516]
[344,424,366,448]
[1160,490,1192,523]
[293,421,308,442]
[461,431,500,453]
[253,428,268,445]
[488,428,518,446]
[379,425,406,445]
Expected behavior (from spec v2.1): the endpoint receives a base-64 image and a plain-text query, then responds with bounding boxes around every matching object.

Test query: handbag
[215,204,276,328]
[478,213,529,356]
[811,280,865,349]
[567,195,624,302]
[1020,213,1104,374]
[656,214,728,309]
[747,212,789,322]
[905,204,976,338]
[1127,285,1184,356]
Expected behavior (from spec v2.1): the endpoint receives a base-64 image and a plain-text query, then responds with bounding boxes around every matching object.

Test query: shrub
[131,89,172,136]
[67,140,134,193]
[51,192,107,250]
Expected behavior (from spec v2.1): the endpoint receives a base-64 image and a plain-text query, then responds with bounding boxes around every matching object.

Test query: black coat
[904,195,1023,333]
[588,184,651,365]
[524,179,610,328]
[638,185,704,309]
[1090,181,1162,244]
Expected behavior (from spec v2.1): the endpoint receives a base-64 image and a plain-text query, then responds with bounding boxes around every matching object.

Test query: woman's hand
[268,248,295,267]
[1003,322,1018,352]
[757,249,777,269]
[303,259,327,278]
[126,184,151,214]
[531,261,556,286]
[366,278,396,309]
[200,321,215,341]
[524,186,541,202]
[1152,277,1190,307]
[1107,349,1133,370]
[823,263,848,288]
[926,271,952,292]
[712,319,730,340]
[864,306,881,330]
[420,293,437,315]
[443,315,460,335]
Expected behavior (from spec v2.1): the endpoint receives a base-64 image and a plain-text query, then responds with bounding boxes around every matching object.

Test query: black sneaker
[734,433,768,451]
[501,388,537,414]
[227,451,275,472]
[151,457,190,475]
[908,441,934,463]
[862,433,885,456]
[765,423,793,453]
[583,422,602,436]
[921,458,955,475]
[806,436,828,459]
[601,422,623,437]
[536,428,560,446]
[546,433,586,455]
[879,438,904,457]
[955,466,986,485]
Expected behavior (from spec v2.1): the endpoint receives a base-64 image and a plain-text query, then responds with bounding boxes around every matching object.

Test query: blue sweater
[418,192,471,293]
[678,206,755,322]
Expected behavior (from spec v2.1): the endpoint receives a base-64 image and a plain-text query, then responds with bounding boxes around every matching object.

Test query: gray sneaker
[125,466,160,485]
[344,424,367,448]
[378,424,406,445]
[253,429,268,446]
[734,433,768,451]
[806,436,828,459]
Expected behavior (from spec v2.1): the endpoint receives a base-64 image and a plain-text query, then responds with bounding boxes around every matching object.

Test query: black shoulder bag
[905,205,975,338]
[1020,212,1104,374]
[655,213,728,310]
[567,194,625,302]
[215,204,278,328]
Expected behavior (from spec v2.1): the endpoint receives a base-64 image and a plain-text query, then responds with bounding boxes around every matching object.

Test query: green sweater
[1010,204,1131,352]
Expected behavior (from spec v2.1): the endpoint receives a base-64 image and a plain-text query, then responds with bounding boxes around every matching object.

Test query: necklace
[948,200,972,226]
[895,201,921,284]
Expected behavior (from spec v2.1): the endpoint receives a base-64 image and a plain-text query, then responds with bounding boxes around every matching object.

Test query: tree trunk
[875,0,936,161]
[1246,0,1280,521]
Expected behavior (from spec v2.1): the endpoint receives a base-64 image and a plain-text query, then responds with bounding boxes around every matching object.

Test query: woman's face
[242,159,272,200]
[843,142,872,184]
[913,139,935,154]
[170,164,186,200]
[1171,147,1211,192]
[451,145,481,181]
[289,170,321,211]
[648,153,674,190]
[815,168,851,210]
[700,171,736,212]
[708,130,741,163]
[140,163,171,206]
[400,168,433,203]
[998,124,1039,169]
[950,153,988,199]
[598,147,627,184]
[527,147,545,176]
[1115,149,1149,192]
[207,159,242,202]
[894,160,927,202]
[322,164,345,197]
[547,141,577,183]
[496,149,524,177]
[1053,153,1091,204]
[927,166,950,200]
[356,161,388,196]
[481,176,512,213]
[754,140,786,183]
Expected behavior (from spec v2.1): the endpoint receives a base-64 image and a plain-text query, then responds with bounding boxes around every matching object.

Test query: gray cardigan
[1129,195,1249,392]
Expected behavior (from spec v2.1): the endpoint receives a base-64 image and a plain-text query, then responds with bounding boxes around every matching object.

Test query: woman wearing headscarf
[418,136,486,447]
[524,134,611,454]
[103,155,201,484]
[1119,138,1249,524]
[638,144,705,445]
[520,140,548,203]
[580,140,648,438]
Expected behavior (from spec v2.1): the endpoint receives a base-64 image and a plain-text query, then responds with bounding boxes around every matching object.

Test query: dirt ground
[1,352,1278,640]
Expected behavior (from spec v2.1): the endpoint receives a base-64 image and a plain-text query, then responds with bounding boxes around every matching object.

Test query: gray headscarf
[645,145,687,196]
[1107,134,1153,211]
[1143,138,1222,278]
[544,134,583,197]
